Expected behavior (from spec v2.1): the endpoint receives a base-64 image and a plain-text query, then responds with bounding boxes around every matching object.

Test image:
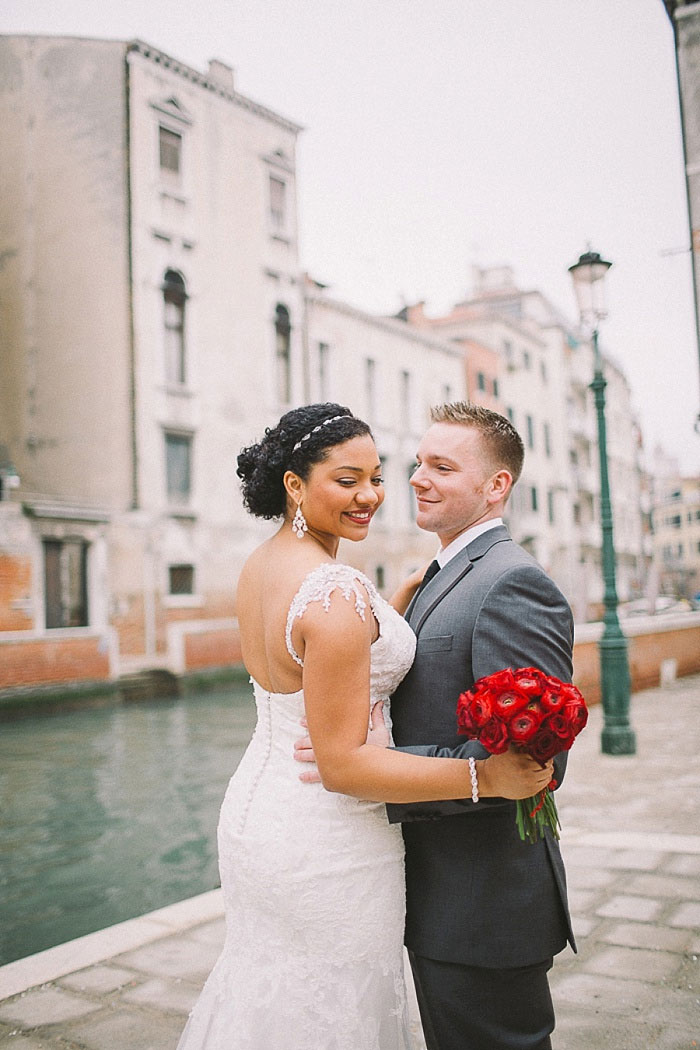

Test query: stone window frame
[163,561,204,609]
[150,96,194,200]
[164,428,196,515]
[261,148,296,244]
[26,512,109,633]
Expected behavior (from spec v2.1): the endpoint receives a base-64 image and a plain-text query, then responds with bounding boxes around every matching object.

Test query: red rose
[492,687,530,720]
[528,728,560,762]
[524,699,546,723]
[457,686,498,735]
[509,709,541,744]
[562,693,588,734]
[470,690,495,727]
[545,712,575,744]
[473,668,516,693]
[457,695,478,736]
[513,668,548,697]
[540,687,565,713]
[479,717,511,755]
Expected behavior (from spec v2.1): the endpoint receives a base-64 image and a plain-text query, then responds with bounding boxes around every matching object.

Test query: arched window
[163,270,187,385]
[275,303,291,404]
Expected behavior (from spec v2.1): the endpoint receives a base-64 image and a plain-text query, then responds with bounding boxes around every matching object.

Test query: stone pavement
[0,674,698,1050]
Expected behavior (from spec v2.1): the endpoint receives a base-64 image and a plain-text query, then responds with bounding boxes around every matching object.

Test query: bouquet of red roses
[457,667,588,844]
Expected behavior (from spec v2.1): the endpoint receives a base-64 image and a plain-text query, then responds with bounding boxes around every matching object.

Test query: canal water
[0,684,257,967]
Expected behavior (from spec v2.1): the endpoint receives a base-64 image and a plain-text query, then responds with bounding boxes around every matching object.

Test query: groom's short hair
[430,402,525,486]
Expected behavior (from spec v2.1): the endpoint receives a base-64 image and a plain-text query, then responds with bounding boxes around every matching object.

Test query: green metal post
[590,329,636,755]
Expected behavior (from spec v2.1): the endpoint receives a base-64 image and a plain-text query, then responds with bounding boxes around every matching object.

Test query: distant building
[399,266,648,620]
[650,473,700,600]
[306,285,466,594]
[398,301,504,414]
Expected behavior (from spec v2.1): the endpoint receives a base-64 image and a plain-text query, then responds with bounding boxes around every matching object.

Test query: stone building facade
[650,473,700,600]
[0,35,305,685]
[0,36,465,691]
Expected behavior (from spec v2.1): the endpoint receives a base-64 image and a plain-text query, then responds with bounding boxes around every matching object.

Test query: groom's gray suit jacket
[387,524,576,970]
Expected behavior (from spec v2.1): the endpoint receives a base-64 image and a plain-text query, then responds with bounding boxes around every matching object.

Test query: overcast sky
[3,0,699,472]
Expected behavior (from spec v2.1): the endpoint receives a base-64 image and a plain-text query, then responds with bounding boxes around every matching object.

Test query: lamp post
[568,250,636,755]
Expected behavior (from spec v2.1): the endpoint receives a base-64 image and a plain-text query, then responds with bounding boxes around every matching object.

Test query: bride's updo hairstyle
[237,403,372,519]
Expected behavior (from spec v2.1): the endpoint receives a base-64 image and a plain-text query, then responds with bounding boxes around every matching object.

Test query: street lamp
[568,249,636,755]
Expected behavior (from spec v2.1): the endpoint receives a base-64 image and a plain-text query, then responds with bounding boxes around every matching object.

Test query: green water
[0,686,257,966]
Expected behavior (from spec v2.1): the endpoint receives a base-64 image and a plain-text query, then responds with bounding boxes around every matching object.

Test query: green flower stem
[515,790,561,844]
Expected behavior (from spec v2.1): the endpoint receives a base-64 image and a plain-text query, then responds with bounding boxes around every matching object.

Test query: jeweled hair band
[292,415,346,452]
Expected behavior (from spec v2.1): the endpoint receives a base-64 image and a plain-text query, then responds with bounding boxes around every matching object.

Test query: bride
[176,403,553,1050]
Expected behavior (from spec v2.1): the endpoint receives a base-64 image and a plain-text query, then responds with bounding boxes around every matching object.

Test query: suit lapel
[408,547,473,635]
[463,523,511,561]
[408,525,512,636]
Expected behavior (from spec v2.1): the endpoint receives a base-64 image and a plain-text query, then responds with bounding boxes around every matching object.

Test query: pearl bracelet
[468,756,479,803]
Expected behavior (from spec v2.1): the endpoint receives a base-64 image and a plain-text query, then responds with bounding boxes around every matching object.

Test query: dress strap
[284,563,378,667]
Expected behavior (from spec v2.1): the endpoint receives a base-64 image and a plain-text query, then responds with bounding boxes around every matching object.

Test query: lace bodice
[285,562,417,704]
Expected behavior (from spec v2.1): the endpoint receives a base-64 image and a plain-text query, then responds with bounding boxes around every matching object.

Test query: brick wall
[165,618,242,674]
[0,632,111,689]
[112,591,237,657]
[0,553,33,631]
[573,615,700,705]
[184,627,242,671]
[1,612,698,701]
[111,595,147,656]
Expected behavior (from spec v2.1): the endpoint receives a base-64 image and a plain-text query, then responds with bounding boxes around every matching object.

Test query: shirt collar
[436,518,504,569]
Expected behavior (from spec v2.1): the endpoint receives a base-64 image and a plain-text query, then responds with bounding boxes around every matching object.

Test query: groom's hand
[479,749,554,800]
[294,700,388,784]
[293,722,321,783]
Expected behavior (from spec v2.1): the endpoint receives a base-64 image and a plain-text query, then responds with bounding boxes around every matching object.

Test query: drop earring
[292,503,308,539]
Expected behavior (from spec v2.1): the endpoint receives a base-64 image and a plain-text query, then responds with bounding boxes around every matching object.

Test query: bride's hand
[293,719,320,783]
[294,701,389,782]
[388,561,433,615]
[478,749,555,800]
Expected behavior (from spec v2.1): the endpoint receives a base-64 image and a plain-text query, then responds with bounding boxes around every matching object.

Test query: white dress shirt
[436,518,504,570]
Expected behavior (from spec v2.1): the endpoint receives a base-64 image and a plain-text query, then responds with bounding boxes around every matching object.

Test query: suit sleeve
[387,563,574,824]
[471,562,573,685]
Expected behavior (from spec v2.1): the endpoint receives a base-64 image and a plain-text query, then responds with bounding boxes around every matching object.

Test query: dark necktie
[414,558,441,599]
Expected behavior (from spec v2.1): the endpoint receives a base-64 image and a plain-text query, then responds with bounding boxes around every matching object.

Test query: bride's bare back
[237,523,383,699]
[235,534,342,694]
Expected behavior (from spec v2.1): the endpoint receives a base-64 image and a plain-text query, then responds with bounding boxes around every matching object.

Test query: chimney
[207,59,235,93]
[397,301,427,326]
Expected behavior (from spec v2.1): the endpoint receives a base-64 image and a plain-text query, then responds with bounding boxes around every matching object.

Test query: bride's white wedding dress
[177,563,417,1050]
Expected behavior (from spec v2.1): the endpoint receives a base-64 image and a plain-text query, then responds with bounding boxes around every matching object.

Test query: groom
[386,401,575,1050]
